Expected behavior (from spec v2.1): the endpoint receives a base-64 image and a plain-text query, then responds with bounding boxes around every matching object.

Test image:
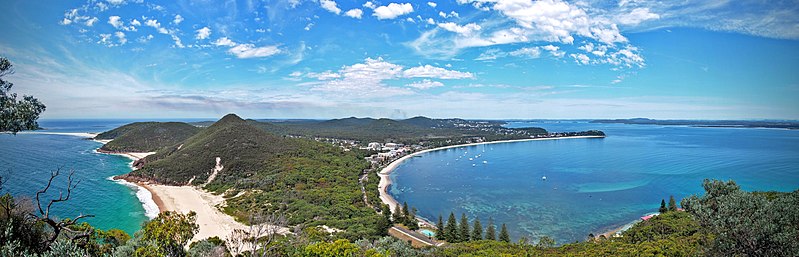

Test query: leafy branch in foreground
[0,56,45,134]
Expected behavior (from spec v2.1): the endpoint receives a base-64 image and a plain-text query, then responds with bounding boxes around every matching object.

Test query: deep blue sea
[389,122,799,244]
[0,119,203,236]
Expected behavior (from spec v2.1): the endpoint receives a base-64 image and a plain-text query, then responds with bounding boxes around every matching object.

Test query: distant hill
[95,122,201,152]
[247,116,546,144]
[591,118,799,129]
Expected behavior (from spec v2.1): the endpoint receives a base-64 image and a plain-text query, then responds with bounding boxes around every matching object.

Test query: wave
[108,176,159,219]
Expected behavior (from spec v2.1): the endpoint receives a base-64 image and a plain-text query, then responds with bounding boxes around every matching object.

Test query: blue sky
[1,0,797,119]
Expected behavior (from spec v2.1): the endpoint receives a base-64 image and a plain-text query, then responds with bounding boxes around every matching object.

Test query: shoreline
[378,135,605,216]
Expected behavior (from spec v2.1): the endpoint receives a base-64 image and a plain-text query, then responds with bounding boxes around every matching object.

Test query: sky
[0,0,798,120]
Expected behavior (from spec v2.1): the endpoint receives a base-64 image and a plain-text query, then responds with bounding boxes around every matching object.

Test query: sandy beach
[378,135,605,214]
[141,184,292,242]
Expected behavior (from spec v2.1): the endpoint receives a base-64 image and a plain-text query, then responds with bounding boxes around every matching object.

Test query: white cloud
[108,15,123,29]
[308,58,472,97]
[106,0,125,5]
[571,53,590,65]
[85,17,98,26]
[509,47,541,58]
[407,79,444,89]
[61,18,72,25]
[542,44,565,57]
[228,44,280,58]
[307,71,342,80]
[373,3,414,20]
[115,31,127,44]
[363,1,376,9]
[144,19,168,34]
[320,0,341,15]
[212,37,280,58]
[437,22,481,35]
[427,2,437,8]
[426,18,436,24]
[475,48,506,60]
[130,19,140,26]
[195,27,211,40]
[98,33,112,46]
[403,65,474,79]
[344,9,363,19]
[173,14,183,24]
[212,37,236,47]
[439,11,459,18]
[615,8,660,25]
[171,35,185,48]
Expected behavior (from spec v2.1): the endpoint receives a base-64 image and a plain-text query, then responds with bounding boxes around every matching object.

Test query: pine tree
[499,223,510,242]
[402,201,410,217]
[459,213,470,241]
[668,195,678,212]
[377,204,392,235]
[472,218,483,240]
[486,217,496,241]
[436,214,444,240]
[445,212,457,242]
[393,204,403,223]
[659,199,668,213]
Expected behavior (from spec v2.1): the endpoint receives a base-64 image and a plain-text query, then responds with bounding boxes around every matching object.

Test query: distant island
[591,118,799,129]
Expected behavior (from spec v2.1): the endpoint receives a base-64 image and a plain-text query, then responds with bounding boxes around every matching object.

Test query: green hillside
[125,114,382,238]
[95,122,201,152]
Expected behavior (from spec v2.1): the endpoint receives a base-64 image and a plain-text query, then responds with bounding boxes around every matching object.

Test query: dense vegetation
[123,114,384,239]
[94,122,201,152]
[192,116,551,145]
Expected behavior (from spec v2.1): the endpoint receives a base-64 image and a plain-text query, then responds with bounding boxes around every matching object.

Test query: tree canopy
[0,57,45,134]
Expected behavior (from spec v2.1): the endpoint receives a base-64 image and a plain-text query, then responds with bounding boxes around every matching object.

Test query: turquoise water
[389,122,799,243]
[0,120,160,236]
[420,229,435,237]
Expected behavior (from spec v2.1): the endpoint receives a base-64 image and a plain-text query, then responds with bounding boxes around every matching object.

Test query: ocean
[388,122,799,243]
[0,119,192,236]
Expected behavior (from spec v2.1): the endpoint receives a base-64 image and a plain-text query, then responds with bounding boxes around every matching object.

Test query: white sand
[378,136,605,214]
[145,185,290,242]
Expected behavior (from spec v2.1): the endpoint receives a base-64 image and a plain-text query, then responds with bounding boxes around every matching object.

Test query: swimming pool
[420,229,435,237]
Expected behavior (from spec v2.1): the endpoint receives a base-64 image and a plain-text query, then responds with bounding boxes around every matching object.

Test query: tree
[402,202,410,218]
[435,214,444,240]
[303,239,360,257]
[499,223,510,243]
[444,212,457,242]
[537,236,555,248]
[0,57,46,134]
[472,218,483,240]
[459,213,470,241]
[682,179,799,257]
[392,204,403,224]
[140,211,199,256]
[485,217,496,241]
[668,195,677,212]
[659,199,667,213]
[32,169,95,248]
[377,204,392,236]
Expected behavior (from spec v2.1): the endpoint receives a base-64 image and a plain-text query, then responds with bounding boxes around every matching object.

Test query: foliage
[659,199,667,213]
[459,214,470,242]
[682,179,799,256]
[485,217,496,241]
[668,195,678,212]
[139,211,199,257]
[0,57,45,134]
[499,224,510,243]
[96,122,200,152]
[188,237,229,257]
[302,239,363,257]
[471,218,483,241]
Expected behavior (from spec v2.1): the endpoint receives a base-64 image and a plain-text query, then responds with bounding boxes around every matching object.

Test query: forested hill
[94,121,201,152]
[126,114,298,186]
[240,116,550,144]
[120,114,382,237]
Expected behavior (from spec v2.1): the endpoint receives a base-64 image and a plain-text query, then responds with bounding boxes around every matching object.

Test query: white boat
[542,176,547,180]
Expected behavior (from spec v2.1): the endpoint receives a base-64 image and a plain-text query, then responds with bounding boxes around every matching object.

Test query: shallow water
[389,122,799,243]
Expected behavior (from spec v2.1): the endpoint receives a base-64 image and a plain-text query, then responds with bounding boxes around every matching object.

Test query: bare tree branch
[30,168,94,248]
